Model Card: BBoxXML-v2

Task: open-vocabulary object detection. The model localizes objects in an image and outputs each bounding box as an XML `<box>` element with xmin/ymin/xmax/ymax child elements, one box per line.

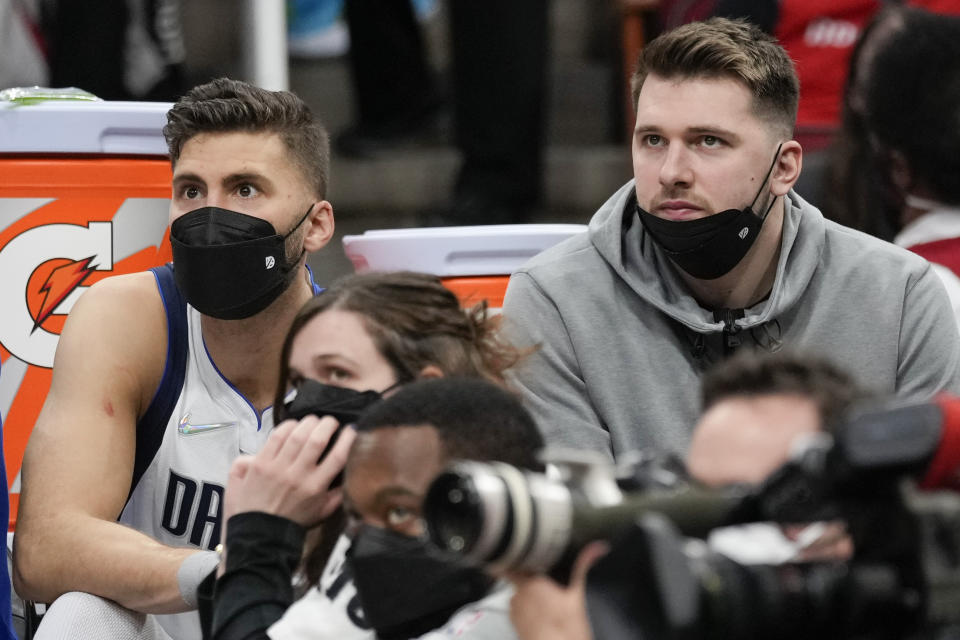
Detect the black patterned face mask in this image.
<box><xmin>636</xmin><ymin>144</ymin><xmax>782</xmax><ymax>280</ymax></box>
<box><xmin>170</xmin><ymin>204</ymin><xmax>311</xmax><ymax>319</ymax></box>
<box><xmin>275</xmin><ymin>378</ymin><xmax>395</xmax><ymax>487</ymax></box>
<box><xmin>278</xmin><ymin>378</ymin><xmax>388</xmax><ymax>426</ymax></box>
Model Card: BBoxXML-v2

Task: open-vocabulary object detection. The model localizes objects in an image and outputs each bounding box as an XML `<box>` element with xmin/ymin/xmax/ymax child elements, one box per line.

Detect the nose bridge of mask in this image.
<box><xmin>282</xmin><ymin>378</ymin><xmax>384</xmax><ymax>424</ymax></box>
<box><xmin>172</xmin><ymin>206</ymin><xmax>277</xmax><ymax>245</ymax></box>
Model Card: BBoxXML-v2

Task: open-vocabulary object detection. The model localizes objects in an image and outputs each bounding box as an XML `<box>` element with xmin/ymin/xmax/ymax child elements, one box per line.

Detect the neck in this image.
<box><xmin>679</xmin><ymin>200</ymin><xmax>785</xmax><ymax>310</ymax></box>
<box><xmin>201</xmin><ymin>265</ymin><xmax>314</xmax><ymax>410</ymax></box>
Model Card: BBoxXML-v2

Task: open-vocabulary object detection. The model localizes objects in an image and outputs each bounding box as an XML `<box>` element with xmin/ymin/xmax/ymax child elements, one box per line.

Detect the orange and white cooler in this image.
<box><xmin>0</xmin><ymin>99</ymin><xmax>173</xmax><ymax>531</ymax></box>
<box><xmin>342</xmin><ymin>224</ymin><xmax>587</xmax><ymax>309</ymax></box>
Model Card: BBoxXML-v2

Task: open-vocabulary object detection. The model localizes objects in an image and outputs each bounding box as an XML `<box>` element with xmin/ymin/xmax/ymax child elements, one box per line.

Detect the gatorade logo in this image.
<box><xmin>0</xmin><ymin>221</ymin><xmax>114</xmax><ymax>368</ymax></box>
<box><xmin>0</xmin><ymin>189</ymin><xmax>173</xmax><ymax>528</ymax></box>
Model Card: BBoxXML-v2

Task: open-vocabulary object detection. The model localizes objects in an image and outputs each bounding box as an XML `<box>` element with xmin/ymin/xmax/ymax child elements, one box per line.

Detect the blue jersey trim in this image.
<box><xmin>200</xmin><ymin>337</ymin><xmax>266</xmax><ymax>431</ymax></box>
<box><xmin>305</xmin><ymin>264</ymin><xmax>324</xmax><ymax>296</ymax></box>
<box><xmin>197</xmin><ymin>265</ymin><xmax>324</xmax><ymax>431</ymax></box>
<box><xmin>130</xmin><ymin>264</ymin><xmax>188</xmax><ymax>500</ymax></box>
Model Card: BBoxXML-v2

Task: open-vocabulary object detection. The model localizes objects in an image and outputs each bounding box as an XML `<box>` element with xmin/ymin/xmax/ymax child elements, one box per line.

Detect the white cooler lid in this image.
<box><xmin>0</xmin><ymin>100</ymin><xmax>172</xmax><ymax>154</ymax></box>
<box><xmin>342</xmin><ymin>224</ymin><xmax>588</xmax><ymax>276</ymax></box>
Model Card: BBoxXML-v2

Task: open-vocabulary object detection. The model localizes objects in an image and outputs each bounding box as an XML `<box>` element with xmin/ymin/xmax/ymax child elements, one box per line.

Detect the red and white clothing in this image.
<box><xmin>773</xmin><ymin>0</ymin><xmax>879</xmax><ymax>149</ymax></box>
<box><xmin>896</xmin><ymin>207</ymin><xmax>960</xmax><ymax>329</ymax></box>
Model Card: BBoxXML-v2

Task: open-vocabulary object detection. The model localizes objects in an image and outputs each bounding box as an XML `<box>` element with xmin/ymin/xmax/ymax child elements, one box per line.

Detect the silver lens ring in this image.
<box><xmin>454</xmin><ymin>461</ymin><xmax>511</xmax><ymax>563</ymax></box>
<box><xmin>519</xmin><ymin>473</ymin><xmax>573</xmax><ymax>572</ymax></box>
<box><xmin>488</xmin><ymin>461</ymin><xmax>535</xmax><ymax>572</ymax></box>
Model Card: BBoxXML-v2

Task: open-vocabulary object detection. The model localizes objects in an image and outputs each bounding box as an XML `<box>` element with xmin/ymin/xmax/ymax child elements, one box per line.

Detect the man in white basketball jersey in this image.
<box><xmin>13</xmin><ymin>78</ymin><xmax>336</xmax><ymax>639</ymax></box>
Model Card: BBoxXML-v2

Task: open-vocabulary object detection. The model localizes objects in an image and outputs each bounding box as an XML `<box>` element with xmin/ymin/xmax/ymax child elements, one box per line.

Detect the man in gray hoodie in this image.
<box><xmin>501</xmin><ymin>17</ymin><xmax>960</xmax><ymax>461</ymax></box>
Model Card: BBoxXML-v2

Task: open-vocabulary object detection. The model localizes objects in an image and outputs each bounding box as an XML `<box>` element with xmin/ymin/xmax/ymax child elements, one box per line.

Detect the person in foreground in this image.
<box><xmin>206</xmin><ymin>377</ymin><xmax>542</xmax><ymax>640</ymax></box>
<box><xmin>13</xmin><ymin>77</ymin><xmax>336</xmax><ymax>639</ymax></box>
<box><xmin>501</xmin><ymin>17</ymin><xmax>960</xmax><ymax>461</ymax></box>
<box><xmin>508</xmin><ymin>350</ymin><xmax>864</xmax><ymax>640</ymax></box>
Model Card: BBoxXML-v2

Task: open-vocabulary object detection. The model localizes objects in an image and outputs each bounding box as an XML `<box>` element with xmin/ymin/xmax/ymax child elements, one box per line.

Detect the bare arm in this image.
<box><xmin>12</xmin><ymin>272</ymin><xmax>197</xmax><ymax>613</ymax></box>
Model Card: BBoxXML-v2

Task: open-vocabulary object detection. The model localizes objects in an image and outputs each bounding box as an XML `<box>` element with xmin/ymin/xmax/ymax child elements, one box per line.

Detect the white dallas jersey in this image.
<box><xmin>118</xmin><ymin>265</ymin><xmax>281</xmax><ymax>639</ymax></box>
<box><xmin>269</xmin><ymin>535</ymin><xmax>517</xmax><ymax>640</ymax></box>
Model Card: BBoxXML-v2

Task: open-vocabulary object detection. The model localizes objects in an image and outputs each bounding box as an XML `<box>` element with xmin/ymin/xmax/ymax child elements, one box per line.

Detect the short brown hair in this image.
<box><xmin>274</xmin><ymin>270</ymin><xmax>522</xmax><ymax>414</ymax></box>
<box><xmin>631</xmin><ymin>18</ymin><xmax>799</xmax><ymax>137</ymax></box>
<box><xmin>701</xmin><ymin>350</ymin><xmax>865</xmax><ymax>434</ymax></box>
<box><xmin>275</xmin><ymin>270</ymin><xmax>524</xmax><ymax>588</ymax></box>
<box><xmin>163</xmin><ymin>77</ymin><xmax>330</xmax><ymax>198</ymax></box>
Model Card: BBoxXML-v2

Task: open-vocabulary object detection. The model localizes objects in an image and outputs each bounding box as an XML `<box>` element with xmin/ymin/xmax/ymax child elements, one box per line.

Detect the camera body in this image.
<box><xmin>424</xmin><ymin>401</ymin><xmax>960</xmax><ymax>639</ymax></box>
<box><xmin>583</xmin><ymin>483</ymin><xmax>960</xmax><ymax>640</ymax></box>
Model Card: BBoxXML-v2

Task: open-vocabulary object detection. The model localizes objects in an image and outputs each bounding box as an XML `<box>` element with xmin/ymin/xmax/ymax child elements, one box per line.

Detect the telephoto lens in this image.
<box><xmin>424</xmin><ymin>460</ymin><xmax>577</xmax><ymax>580</ymax></box>
<box><xmin>423</xmin><ymin>457</ymin><xmax>743</xmax><ymax>583</ymax></box>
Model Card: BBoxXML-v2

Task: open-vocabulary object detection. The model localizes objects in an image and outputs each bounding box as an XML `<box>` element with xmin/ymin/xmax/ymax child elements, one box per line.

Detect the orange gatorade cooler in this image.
<box><xmin>0</xmin><ymin>98</ymin><xmax>174</xmax><ymax>530</ymax></box>
<box><xmin>342</xmin><ymin>224</ymin><xmax>588</xmax><ymax>309</ymax></box>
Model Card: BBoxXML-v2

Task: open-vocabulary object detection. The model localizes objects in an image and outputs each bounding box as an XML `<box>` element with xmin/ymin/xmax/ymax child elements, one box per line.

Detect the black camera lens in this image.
<box><xmin>424</xmin><ymin>460</ymin><xmax>581</xmax><ymax>576</ymax></box>
<box><xmin>424</xmin><ymin>462</ymin><xmax>521</xmax><ymax>567</ymax></box>
<box><xmin>424</xmin><ymin>471</ymin><xmax>487</xmax><ymax>556</ymax></box>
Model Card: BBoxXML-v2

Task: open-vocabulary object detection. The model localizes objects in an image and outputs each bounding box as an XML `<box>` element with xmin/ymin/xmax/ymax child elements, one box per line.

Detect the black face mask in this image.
<box><xmin>636</xmin><ymin>144</ymin><xmax>782</xmax><ymax>280</ymax></box>
<box><xmin>277</xmin><ymin>378</ymin><xmax>387</xmax><ymax>426</ymax></box>
<box><xmin>347</xmin><ymin>524</ymin><xmax>494</xmax><ymax>640</ymax></box>
<box><xmin>170</xmin><ymin>205</ymin><xmax>311</xmax><ymax>319</ymax></box>
<box><xmin>276</xmin><ymin>379</ymin><xmax>394</xmax><ymax>487</ymax></box>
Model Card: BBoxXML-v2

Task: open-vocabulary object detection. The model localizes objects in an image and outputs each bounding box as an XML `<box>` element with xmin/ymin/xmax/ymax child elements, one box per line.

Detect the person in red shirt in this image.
<box><xmin>850</xmin><ymin>6</ymin><xmax>960</xmax><ymax>323</ymax></box>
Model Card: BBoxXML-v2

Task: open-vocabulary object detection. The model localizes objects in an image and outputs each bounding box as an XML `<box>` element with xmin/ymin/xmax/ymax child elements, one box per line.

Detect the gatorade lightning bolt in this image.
<box><xmin>0</xmin><ymin>157</ymin><xmax>173</xmax><ymax>529</ymax></box>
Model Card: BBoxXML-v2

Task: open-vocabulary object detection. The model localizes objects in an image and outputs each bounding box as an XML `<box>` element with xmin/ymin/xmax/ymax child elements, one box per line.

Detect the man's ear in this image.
<box><xmin>303</xmin><ymin>200</ymin><xmax>335</xmax><ymax>252</ymax></box>
<box><xmin>770</xmin><ymin>140</ymin><xmax>803</xmax><ymax>197</ymax></box>
<box><xmin>417</xmin><ymin>365</ymin><xmax>444</xmax><ymax>380</ymax></box>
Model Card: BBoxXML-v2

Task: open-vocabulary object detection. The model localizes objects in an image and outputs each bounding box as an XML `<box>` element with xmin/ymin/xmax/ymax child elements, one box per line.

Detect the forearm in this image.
<box><xmin>14</xmin><ymin>510</ymin><xmax>197</xmax><ymax>612</ymax></box>
<box><xmin>210</xmin><ymin>512</ymin><xmax>305</xmax><ymax>640</ymax></box>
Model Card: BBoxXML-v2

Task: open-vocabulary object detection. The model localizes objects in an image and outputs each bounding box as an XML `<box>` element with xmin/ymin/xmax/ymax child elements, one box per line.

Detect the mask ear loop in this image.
<box><xmin>282</xmin><ymin>203</ymin><xmax>315</xmax><ymax>238</ymax></box>
<box><xmin>280</xmin><ymin>203</ymin><xmax>316</xmax><ymax>268</ymax></box>
<box><xmin>749</xmin><ymin>143</ymin><xmax>784</xmax><ymax>221</ymax></box>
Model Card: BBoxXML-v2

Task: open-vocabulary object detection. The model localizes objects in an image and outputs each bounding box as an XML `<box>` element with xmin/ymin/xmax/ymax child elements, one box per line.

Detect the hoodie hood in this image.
<box><xmin>588</xmin><ymin>180</ymin><xmax>825</xmax><ymax>336</ymax></box>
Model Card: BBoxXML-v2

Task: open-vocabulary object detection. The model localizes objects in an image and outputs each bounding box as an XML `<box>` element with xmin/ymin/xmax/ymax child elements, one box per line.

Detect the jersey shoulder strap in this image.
<box><xmin>130</xmin><ymin>264</ymin><xmax>189</xmax><ymax>498</ymax></box>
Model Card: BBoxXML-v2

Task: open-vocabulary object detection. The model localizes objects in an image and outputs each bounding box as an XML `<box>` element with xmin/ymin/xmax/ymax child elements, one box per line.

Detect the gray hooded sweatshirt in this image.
<box><xmin>502</xmin><ymin>181</ymin><xmax>960</xmax><ymax>460</ymax></box>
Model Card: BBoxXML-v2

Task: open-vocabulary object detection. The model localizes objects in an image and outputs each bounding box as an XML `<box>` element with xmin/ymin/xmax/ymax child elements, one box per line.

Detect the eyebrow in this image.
<box><xmin>687</xmin><ymin>126</ymin><xmax>741</xmax><ymax>142</ymax></box>
<box><xmin>223</xmin><ymin>172</ymin><xmax>270</xmax><ymax>187</ymax></box>
<box><xmin>171</xmin><ymin>172</ymin><xmax>204</xmax><ymax>189</ymax></box>
<box><xmin>634</xmin><ymin>124</ymin><xmax>742</xmax><ymax>142</ymax></box>
<box><xmin>341</xmin><ymin>485</ymin><xmax>422</xmax><ymax>518</ymax></box>
<box><xmin>171</xmin><ymin>172</ymin><xmax>273</xmax><ymax>189</ymax></box>
<box><xmin>371</xmin><ymin>486</ymin><xmax>421</xmax><ymax>508</ymax></box>
<box><xmin>311</xmin><ymin>353</ymin><xmax>361</xmax><ymax>369</ymax></box>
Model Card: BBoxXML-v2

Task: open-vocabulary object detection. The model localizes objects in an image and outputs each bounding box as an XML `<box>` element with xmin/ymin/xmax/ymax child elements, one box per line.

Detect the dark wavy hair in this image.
<box><xmin>863</xmin><ymin>9</ymin><xmax>960</xmax><ymax>208</ymax></box>
<box><xmin>823</xmin><ymin>7</ymin><xmax>960</xmax><ymax>238</ymax></box>
<box><xmin>163</xmin><ymin>77</ymin><xmax>330</xmax><ymax>198</ymax></box>
<box><xmin>273</xmin><ymin>270</ymin><xmax>521</xmax><ymax>413</ymax></box>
